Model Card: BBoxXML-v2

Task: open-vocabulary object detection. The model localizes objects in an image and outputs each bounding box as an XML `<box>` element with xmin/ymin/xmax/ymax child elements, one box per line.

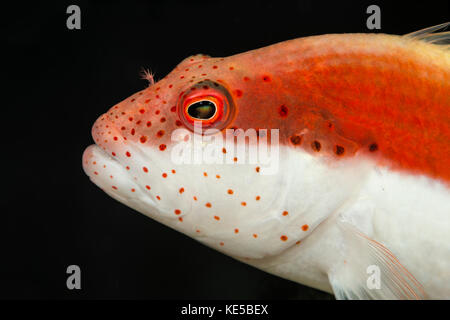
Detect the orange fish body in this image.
<box><xmin>83</xmin><ymin>24</ymin><xmax>450</xmax><ymax>299</ymax></box>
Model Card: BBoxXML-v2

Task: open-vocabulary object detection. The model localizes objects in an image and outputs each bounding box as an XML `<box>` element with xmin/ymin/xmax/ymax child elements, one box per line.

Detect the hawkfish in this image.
<box><xmin>82</xmin><ymin>23</ymin><xmax>450</xmax><ymax>299</ymax></box>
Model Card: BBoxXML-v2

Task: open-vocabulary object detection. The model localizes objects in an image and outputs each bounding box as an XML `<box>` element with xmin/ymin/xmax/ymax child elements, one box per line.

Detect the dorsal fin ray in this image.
<box><xmin>403</xmin><ymin>22</ymin><xmax>450</xmax><ymax>46</ymax></box>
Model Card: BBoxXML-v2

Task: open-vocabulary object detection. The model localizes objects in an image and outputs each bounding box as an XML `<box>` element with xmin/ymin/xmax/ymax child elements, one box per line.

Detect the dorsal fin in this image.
<box><xmin>404</xmin><ymin>22</ymin><xmax>450</xmax><ymax>46</ymax></box>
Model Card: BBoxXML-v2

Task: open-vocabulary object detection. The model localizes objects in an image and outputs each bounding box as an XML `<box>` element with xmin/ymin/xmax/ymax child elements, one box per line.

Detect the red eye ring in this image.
<box><xmin>183</xmin><ymin>95</ymin><xmax>223</xmax><ymax>125</ymax></box>
<box><xmin>178</xmin><ymin>80</ymin><xmax>236</xmax><ymax>134</ymax></box>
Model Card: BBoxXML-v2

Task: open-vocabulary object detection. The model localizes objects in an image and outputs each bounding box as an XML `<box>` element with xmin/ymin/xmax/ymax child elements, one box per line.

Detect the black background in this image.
<box><xmin>3</xmin><ymin>0</ymin><xmax>448</xmax><ymax>299</ymax></box>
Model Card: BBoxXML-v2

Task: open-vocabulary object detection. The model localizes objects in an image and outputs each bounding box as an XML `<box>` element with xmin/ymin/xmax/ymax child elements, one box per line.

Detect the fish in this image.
<box><xmin>82</xmin><ymin>23</ymin><xmax>450</xmax><ymax>299</ymax></box>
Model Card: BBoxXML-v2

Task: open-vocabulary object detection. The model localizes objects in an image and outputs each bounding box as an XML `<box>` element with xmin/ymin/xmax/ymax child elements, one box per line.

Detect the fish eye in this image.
<box><xmin>186</xmin><ymin>99</ymin><xmax>217</xmax><ymax>120</ymax></box>
<box><xmin>178</xmin><ymin>80</ymin><xmax>236</xmax><ymax>133</ymax></box>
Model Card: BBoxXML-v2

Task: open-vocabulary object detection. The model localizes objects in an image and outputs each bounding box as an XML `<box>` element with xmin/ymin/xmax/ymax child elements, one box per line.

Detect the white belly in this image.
<box><xmin>247</xmin><ymin>166</ymin><xmax>450</xmax><ymax>299</ymax></box>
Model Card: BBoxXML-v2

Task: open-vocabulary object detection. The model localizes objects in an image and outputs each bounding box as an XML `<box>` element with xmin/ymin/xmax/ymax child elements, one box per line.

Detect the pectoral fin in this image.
<box><xmin>328</xmin><ymin>219</ymin><xmax>426</xmax><ymax>300</ymax></box>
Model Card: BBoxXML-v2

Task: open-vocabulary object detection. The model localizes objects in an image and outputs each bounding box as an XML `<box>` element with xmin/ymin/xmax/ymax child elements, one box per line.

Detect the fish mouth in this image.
<box><xmin>82</xmin><ymin>144</ymin><xmax>158</xmax><ymax>211</ymax></box>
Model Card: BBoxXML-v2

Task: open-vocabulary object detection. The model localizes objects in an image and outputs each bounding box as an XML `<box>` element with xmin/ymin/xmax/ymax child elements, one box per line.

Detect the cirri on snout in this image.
<box><xmin>83</xmin><ymin>23</ymin><xmax>450</xmax><ymax>299</ymax></box>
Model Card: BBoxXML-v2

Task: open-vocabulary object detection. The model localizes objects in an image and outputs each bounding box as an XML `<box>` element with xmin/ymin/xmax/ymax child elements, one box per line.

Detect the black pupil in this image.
<box><xmin>187</xmin><ymin>100</ymin><xmax>216</xmax><ymax>120</ymax></box>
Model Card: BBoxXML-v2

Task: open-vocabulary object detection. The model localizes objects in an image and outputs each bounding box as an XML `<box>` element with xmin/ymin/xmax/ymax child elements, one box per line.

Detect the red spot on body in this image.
<box><xmin>206</xmin><ymin>202</ymin><xmax>212</xmax><ymax>208</ymax></box>
<box><xmin>302</xmin><ymin>224</ymin><xmax>309</xmax><ymax>231</ymax></box>
<box><xmin>145</xmin><ymin>185</ymin><xmax>151</xmax><ymax>190</ymax></box>
<box><xmin>140</xmin><ymin>136</ymin><xmax>147</xmax><ymax>143</ymax></box>
<box><xmin>112</xmin><ymin>152</ymin><xmax>116</xmax><ymax>156</ymax></box>
<box><xmin>214</xmin><ymin>215</ymin><xmax>220</xmax><ymax>220</ymax></box>
<box><xmin>253</xmin><ymin>234</ymin><xmax>258</xmax><ymax>238</ymax></box>
<box><xmin>174</xmin><ymin>209</ymin><xmax>181</xmax><ymax>215</ymax></box>
<box><xmin>159</xmin><ymin>144</ymin><xmax>167</xmax><ymax>151</ymax></box>
<box><xmin>280</xmin><ymin>235</ymin><xmax>288</xmax><ymax>241</ymax></box>
<box><xmin>241</xmin><ymin>202</ymin><xmax>247</xmax><ymax>206</ymax></box>
<box><xmin>179</xmin><ymin>187</ymin><xmax>184</xmax><ymax>194</ymax></box>
<box><xmin>143</xmin><ymin>166</ymin><xmax>148</xmax><ymax>173</ymax></box>
<box><xmin>263</xmin><ymin>75</ymin><xmax>271</xmax><ymax>82</ymax></box>
<box><xmin>227</xmin><ymin>189</ymin><xmax>233</xmax><ymax>195</ymax></box>
<box><xmin>126</xmin><ymin>151</ymin><xmax>131</xmax><ymax>157</ymax></box>
<box><xmin>278</xmin><ymin>105</ymin><xmax>288</xmax><ymax>117</ymax></box>
<box><xmin>139</xmin><ymin>109</ymin><xmax>145</xmax><ymax>114</ymax></box>
<box><xmin>282</xmin><ymin>211</ymin><xmax>288</xmax><ymax>216</ymax></box>
<box><xmin>112</xmin><ymin>186</ymin><xmax>117</xmax><ymax>190</ymax></box>
<box><xmin>234</xmin><ymin>228</ymin><xmax>239</xmax><ymax>233</ymax></box>
<box><xmin>162</xmin><ymin>173</ymin><xmax>167</xmax><ymax>178</ymax></box>
<box><xmin>146</xmin><ymin>121</ymin><xmax>152</xmax><ymax>127</ymax></box>
<box><xmin>234</xmin><ymin>89</ymin><xmax>243</xmax><ymax>97</ymax></box>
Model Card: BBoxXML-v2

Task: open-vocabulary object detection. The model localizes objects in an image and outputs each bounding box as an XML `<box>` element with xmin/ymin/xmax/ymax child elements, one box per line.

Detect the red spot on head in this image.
<box><xmin>241</xmin><ymin>202</ymin><xmax>247</xmax><ymax>206</ymax></box>
<box><xmin>282</xmin><ymin>211</ymin><xmax>288</xmax><ymax>216</ymax></box>
<box><xmin>174</xmin><ymin>209</ymin><xmax>181</xmax><ymax>215</ymax></box>
<box><xmin>214</xmin><ymin>215</ymin><xmax>220</xmax><ymax>220</ymax></box>
<box><xmin>234</xmin><ymin>89</ymin><xmax>243</xmax><ymax>98</ymax></box>
<box><xmin>140</xmin><ymin>136</ymin><xmax>147</xmax><ymax>143</ymax></box>
<box><xmin>227</xmin><ymin>189</ymin><xmax>234</xmax><ymax>195</ymax></box>
<box><xmin>143</xmin><ymin>166</ymin><xmax>148</xmax><ymax>173</ymax></box>
<box><xmin>157</xmin><ymin>130</ymin><xmax>165</xmax><ymax>138</ymax></box>
<box><xmin>302</xmin><ymin>224</ymin><xmax>309</xmax><ymax>231</ymax></box>
<box><xmin>159</xmin><ymin>144</ymin><xmax>167</xmax><ymax>151</ymax></box>
<box><xmin>126</xmin><ymin>151</ymin><xmax>131</xmax><ymax>157</ymax></box>
<box><xmin>139</xmin><ymin>109</ymin><xmax>145</xmax><ymax>114</ymax></box>
<box><xmin>234</xmin><ymin>228</ymin><xmax>239</xmax><ymax>233</ymax></box>
<box><xmin>206</xmin><ymin>202</ymin><xmax>212</xmax><ymax>208</ymax></box>
<box><xmin>262</xmin><ymin>75</ymin><xmax>271</xmax><ymax>82</ymax></box>
<box><xmin>145</xmin><ymin>185</ymin><xmax>151</xmax><ymax>190</ymax></box>
<box><xmin>146</xmin><ymin>121</ymin><xmax>152</xmax><ymax>127</ymax></box>
<box><xmin>179</xmin><ymin>187</ymin><xmax>184</xmax><ymax>194</ymax></box>
<box><xmin>162</xmin><ymin>173</ymin><xmax>167</xmax><ymax>178</ymax></box>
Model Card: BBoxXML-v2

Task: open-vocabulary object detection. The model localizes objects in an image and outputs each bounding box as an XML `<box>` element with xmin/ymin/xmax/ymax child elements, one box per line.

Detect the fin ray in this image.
<box><xmin>328</xmin><ymin>219</ymin><xmax>427</xmax><ymax>300</ymax></box>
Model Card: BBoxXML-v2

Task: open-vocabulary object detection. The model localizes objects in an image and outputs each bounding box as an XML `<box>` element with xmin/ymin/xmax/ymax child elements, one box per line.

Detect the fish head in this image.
<box><xmin>82</xmin><ymin>53</ymin><xmax>367</xmax><ymax>260</ymax></box>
